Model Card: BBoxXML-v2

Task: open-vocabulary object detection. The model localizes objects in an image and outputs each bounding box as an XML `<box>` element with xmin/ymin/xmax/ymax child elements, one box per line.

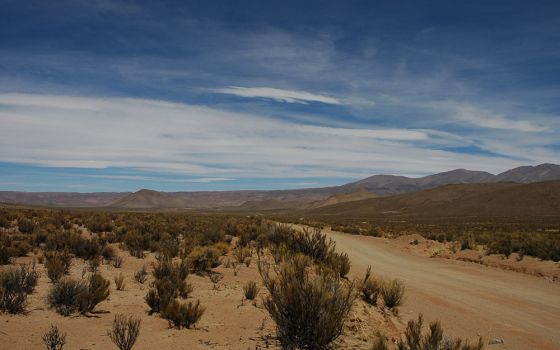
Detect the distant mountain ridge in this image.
<box><xmin>0</xmin><ymin>163</ymin><xmax>559</xmax><ymax>209</ymax></box>
<box><xmin>306</xmin><ymin>181</ymin><xmax>560</xmax><ymax>218</ymax></box>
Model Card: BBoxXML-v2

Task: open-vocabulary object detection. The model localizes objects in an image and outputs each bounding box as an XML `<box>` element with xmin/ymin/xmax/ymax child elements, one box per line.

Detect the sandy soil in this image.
<box><xmin>0</xmin><ymin>244</ymin><xmax>401</xmax><ymax>349</ymax></box>
<box><xmin>291</xmin><ymin>225</ymin><xmax>560</xmax><ymax>350</ymax></box>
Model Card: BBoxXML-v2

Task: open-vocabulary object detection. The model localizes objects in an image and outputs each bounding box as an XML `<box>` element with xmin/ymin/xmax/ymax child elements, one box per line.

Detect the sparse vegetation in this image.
<box><xmin>243</xmin><ymin>280</ymin><xmax>259</xmax><ymax>300</ymax></box>
<box><xmin>134</xmin><ymin>265</ymin><xmax>148</xmax><ymax>284</ymax></box>
<box><xmin>0</xmin><ymin>263</ymin><xmax>39</xmax><ymax>313</ymax></box>
<box><xmin>47</xmin><ymin>273</ymin><xmax>110</xmax><ymax>316</ymax></box>
<box><xmin>114</xmin><ymin>273</ymin><xmax>126</xmax><ymax>291</ymax></box>
<box><xmin>161</xmin><ymin>299</ymin><xmax>205</xmax><ymax>329</ymax></box>
<box><xmin>397</xmin><ymin>314</ymin><xmax>484</xmax><ymax>350</ymax></box>
<box><xmin>360</xmin><ymin>266</ymin><xmax>382</xmax><ymax>306</ymax></box>
<box><xmin>45</xmin><ymin>251</ymin><xmax>72</xmax><ymax>283</ymax></box>
<box><xmin>382</xmin><ymin>278</ymin><xmax>405</xmax><ymax>309</ymax></box>
<box><xmin>259</xmin><ymin>254</ymin><xmax>356</xmax><ymax>349</ymax></box>
<box><xmin>42</xmin><ymin>325</ymin><xmax>66</xmax><ymax>350</ymax></box>
<box><xmin>107</xmin><ymin>314</ymin><xmax>141</xmax><ymax>350</ymax></box>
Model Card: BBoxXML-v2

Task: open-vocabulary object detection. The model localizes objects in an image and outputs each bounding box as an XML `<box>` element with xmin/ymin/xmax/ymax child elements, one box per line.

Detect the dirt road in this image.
<box><xmin>294</xmin><ymin>225</ymin><xmax>560</xmax><ymax>349</ymax></box>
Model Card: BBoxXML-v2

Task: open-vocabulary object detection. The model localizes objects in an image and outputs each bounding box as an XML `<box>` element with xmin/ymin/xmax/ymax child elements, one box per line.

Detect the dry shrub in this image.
<box><xmin>329</xmin><ymin>252</ymin><xmax>351</xmax><ymax>278</ymax></box>
<box><xmin>371</xmin><ymin>335</ymin><xmax>390</xmax><ymax>350</ymax></box>
<box><xmin>161</xmin><ymin>299</ymin><xmax>205</xmax><ymax>329</ymax></box>
<box><xmin>45</xmin><ymin>251</ymin><xmax>72</xmax><ymax>283</ymax></box>
<box><xmin>47</xmin><ymin>278</ymin><xmax>88</xmax><ymax>316</ymax></box>
<box><xmin>0</xmin><ymin>263</ymin><xmax>39</xmax><ymax>313</ymax></box>
<box><xmin>260</xmin><ymin>254</ymin><xmax>355</xmax><ymax>350</ymax></box>
<box><xmin>114</xmin><ymin>273</ymin><xmax>126</xmax><ymax>291</ymax></box>
<box><xmin>234</xmin><ymin>247</ymin><xmax>252</xmax><ymax>264</ymax></box>
<box><xmin>382</xmin><ymin>278</ymin><xmax>405</xmax><ymax>309</ymax></box>
<box><xmin>398</xmin><ymin>314</ymin><xmax>484</xmax><ymax>350</ymax></box>
<box><xmin>243</xmin><ymin>280</ymin><xmax>259</xmax><ymax>300</ymax></box>
<box><xmin>187</xmin><ymin>246</ymin><xmax>220</xmax><ymax>274</ymax></box>
<box><xmin>108</xmin><ymin>314</ymin><xmax>141</xmax><ymax>350</ymax></box>
<box><xmin>213</xmin><ymin>242</ymin><xmax>230</xmax><ymax>256</ymax></box>
<box><xmin>360</xmin><ymin>266</ymin><xmax>382</xmax><ymax>306</ymax></box>
<box><xmin>88</xmin><ymin>255</ymin><xmax>102</xmax><ymax>272</ymax></box>
<box><xmin>47</xmin><ymin>273</ymin><xmax>110</xmax><ymax>316</ymax></box>
<box><xmin>134</xmin><ymin>265</ymin><xmax>147</xmax><ymax>284</ymax></box>
<box><xmin>42</xmin><ymin>325</ymin><xmax>66</xmax><ymax>350</ymax></box>
<box><xmin>111</xmin><ymin>256</ymin><xmax>124</xmax><ymax>268</ymax></box>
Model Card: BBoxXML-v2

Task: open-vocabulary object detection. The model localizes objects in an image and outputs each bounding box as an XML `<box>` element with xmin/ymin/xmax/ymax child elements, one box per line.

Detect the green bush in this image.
<box><xmin>260</xmin><ymin>256</ymin><xmax>356</xmax><ymax>349</ymax></box>
<box><xmin>161</xmin><ymin>299</ymin><xmax>205</xmax><ymax>329</ymax></box>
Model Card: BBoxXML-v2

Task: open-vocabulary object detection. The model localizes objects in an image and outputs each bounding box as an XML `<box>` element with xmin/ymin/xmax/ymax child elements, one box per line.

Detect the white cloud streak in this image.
<box><xmin>214</xmin><ymin>86</ymin><xmax>343</xmax><ymax>105</ymax></box>
<box><xmin>0</xmin><ymin>93</ymin><xmax>548</xmax><ymax>179</ymax></box>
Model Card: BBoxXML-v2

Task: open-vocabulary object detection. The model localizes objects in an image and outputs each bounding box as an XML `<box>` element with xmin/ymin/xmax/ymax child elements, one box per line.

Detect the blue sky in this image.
<box><xmin>0</xmin><ymin>1</ymin><xmax>559</xmax><ymax>192</ymax></box>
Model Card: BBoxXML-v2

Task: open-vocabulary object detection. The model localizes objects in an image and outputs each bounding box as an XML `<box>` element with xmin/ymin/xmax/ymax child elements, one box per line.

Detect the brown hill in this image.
<box><xmin>1</xmin><ymin>163</ymin><xmax>559</xmax><ymax>209</ymax></box>
<box><xmin>309</xmin><ymin>188</ymin><xmax>378</xmax><ymax>208</ymax></box>
<box><xmin>307</xmin><ymin>181</ymin><xmax>560</xmax><ymax>218</ymax></box>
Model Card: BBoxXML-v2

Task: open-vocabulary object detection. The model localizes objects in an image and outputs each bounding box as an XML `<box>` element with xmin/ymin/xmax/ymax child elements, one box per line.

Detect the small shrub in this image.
<box><xmin>398</xmin><ymin>314</ymin><xmax>484</xmax><ymax>350</ymax></box>
<box><xmin>111</xmin><ymin>256</ymin><xmax>124</xmax><ymax>268</ymax></box>
<box><xmin>260</xmin><ymin>256</ymin><xmax>355</xmax><ymax>349</ymax></box>
<box><xmin>233</xmin><ymin>247</ymin><xmax>252</xmax><ymax>264</ymax></box>
<box><xmin>187</xmin><ymin>246</ymin><xmax>220</xmax><ymax>274</ymax></box>
<box><xmin>83</xmin><ymin>273</ymin><xmax>110</xmax><ymax>312</ymax></box>
<box><xmin>161</xmin><ymin>299</ymin><xmax>205</xmax><ymax>329</ymax></box>
<box><xmin>102</xmin><ymin>245</ymin><xmax>116</xmax><ymax>261</ymax></box>
<box><xmin>209</xmin><ymin>272</ymin><xmax>223</xmax><ymax>289</ymax></box>
<box><xmin>0</xmin><ymin>243</ymin><xmax>18</xmax><ymax>265</ymax></box>
<box><xmin>329</xmin><ymin>252</ymin><xmax>351</xmax><ymax>278</ymax></box>
<box><xmin>47</xmin><ymin>273</ymin><xmax>110</xmax><ymax>315</ymax></box>
<box><xmin>42</xmin><ymin>325</ymin><xmax>66</xmax><ymax>350</ymax></box>
<box><xmin>371</xmin><ymin>335</ymin><xmax>389</xmax><ymax>350</ymax></box>
<box><xmin>108</xmin><ymin>314</ymin><xmax>141</xmax><ymax>350</ymax></box>
<box><xmin>244</xmin><ymin>257</ymin><xmax>252</xmax><ymax>267</ymax></box>
<box><xmin>134</xmin><ymin>266</ymin><xmax>147</xmax><ymax>284</ymax></box>
<box><xmin>360</xmin><ymin>266</ymin><xmax>382</xmax><ymax>306</ymax></box>
<box><xmin>45</xmin><ymin>251</ymin><xmax>72</xmax><ymax>283</ymax></box>
<box><xmin>47</xmin><ymin>278</ymin><xmax>88</xmax><ymax>316</ymax></box>
<box><xmin>145</xmin><ymin>279</ymin><xmax>175</xmax><ymax>314</ymax></box>
<box><xmin>213</xmin><ymin>242</ymin><xmax>230</xmax><ymax>256</ymax></box>
<box><xmin>88</xmin><ymin>255</ymin><xmax>102</xmax><ymax>272</ymax></box>
<box><xmin>0</xmin><ymin>263</ymin><xmax>39</xmax><ymax>313</ymax></box>
<box><xmin>243</xmin><ymin>280</ymin><xmax>259</xmax><ymax>300</ymax></box>
<box><xmin>114</xmin><ymin>273</ymin><xmax>126</xmax><ymax>291</ymax></box>
<box><xmin>382</xmin><ymin>278</ymin><xmax>404</xmax><ymax>309</ymax></box>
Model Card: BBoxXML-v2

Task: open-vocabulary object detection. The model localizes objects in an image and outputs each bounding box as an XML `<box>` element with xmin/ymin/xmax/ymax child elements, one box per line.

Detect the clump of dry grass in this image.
<box><xmin>243</xmin><ymin>280</ymin><xmax>260</xmax><ymax>300</ymax></box>
<box><xmin>114</xmin><ymin>273</ymin><xmax>126</xmax><ymax>291</ymax></box>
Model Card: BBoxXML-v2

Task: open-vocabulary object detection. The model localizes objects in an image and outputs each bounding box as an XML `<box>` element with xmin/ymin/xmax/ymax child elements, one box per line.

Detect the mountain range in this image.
<box><xmin>1</xmin><ymin>163</ymin><xmax>559</xmax><ymax>210</ymax></box>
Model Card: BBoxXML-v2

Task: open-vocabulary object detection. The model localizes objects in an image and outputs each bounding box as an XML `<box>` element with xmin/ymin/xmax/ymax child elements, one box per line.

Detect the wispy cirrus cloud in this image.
<box><xmin>0</xmin><ymin>93</ymin><xmax>541</xmax><ymax>184</ymax></box>
<box><xmin>432</xmin><ymin>102</ymin><xmax>550</xmax><ymax>133</ymax></box>
<box><xmin>213</xmin><ymin>86</ymin><xmax>343</xmax><ymax>105</ymax></box>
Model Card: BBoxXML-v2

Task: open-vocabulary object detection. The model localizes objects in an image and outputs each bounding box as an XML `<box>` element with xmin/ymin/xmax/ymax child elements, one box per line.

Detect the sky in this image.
<box><xmin>0</xmin><ymin>0</ymin><xmax>559</xmax><ymax>192</ymax></box>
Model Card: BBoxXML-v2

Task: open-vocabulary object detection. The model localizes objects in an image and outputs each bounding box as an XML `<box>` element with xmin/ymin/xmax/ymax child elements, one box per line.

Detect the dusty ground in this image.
<box><xmin>0</xmin><ymin>243</ymin><xmax>402</xmax><ymax>349</ymax></box>
<box><xmin>290</xmin><ymin>224</ymin><xmax>560</xmax><ymax>350</ymax></box>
